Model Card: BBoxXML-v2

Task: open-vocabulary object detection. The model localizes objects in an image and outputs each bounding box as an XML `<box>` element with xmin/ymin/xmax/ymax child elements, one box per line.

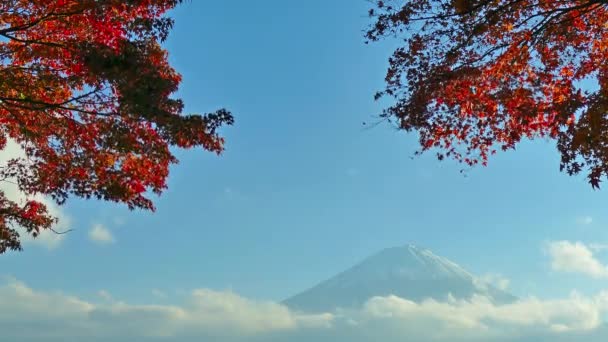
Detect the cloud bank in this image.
<box><xmin>0</xmin><ymin>277</ymin><xmax>332</xmax><ymax>342</ymax></box>
<box><xmin>3</xmin><ymin>277</ymin><xmax>608</xmax><ymax>342</ymax></box>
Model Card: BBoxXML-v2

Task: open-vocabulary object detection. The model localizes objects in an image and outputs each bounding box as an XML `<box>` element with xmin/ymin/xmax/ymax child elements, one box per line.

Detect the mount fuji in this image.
<box><xmin>283</xmin><ymin>244</ymin><xmax>516</xmax><ymax>313</ymax></box>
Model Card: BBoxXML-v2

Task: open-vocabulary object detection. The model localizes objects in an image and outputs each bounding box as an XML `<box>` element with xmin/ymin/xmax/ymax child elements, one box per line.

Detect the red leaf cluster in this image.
<box><xmin>0</xmin><ymin>0</ymin><xmax>233</xmax><ymax>252</ymax></box>
<box><xmin>368</xmin><ymin>0</ymin><xmax>608</xmax><ymax>187</ymax></box>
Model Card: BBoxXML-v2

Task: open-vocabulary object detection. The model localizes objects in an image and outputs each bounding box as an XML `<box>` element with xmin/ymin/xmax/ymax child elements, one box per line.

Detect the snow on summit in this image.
<box><xmin>283</xmin><ymin>244</ymin><xmax>516</xmax><ymax>313</ymax></box>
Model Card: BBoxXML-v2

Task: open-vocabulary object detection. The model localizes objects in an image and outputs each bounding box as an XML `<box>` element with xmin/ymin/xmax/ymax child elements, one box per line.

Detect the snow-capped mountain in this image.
<box><xmin>283</xmin><ymin>244</ymin><xmax>516</xmax><ymax>313</ymax></box>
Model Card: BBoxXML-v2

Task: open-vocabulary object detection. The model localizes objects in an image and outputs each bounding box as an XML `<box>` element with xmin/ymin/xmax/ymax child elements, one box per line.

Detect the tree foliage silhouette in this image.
<box><xmin>368</xmin><ymin>0</ymin><xmax>608</xmax><ymax>188</ymax></box>
<box><xmin>0</xmin><ymin>0</ymin><xmax>233</xmax><ymax>253</ymax></box>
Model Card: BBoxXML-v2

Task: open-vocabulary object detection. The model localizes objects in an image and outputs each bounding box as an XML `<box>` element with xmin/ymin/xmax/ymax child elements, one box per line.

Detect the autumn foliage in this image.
<box><xmin>0</xmin><ymin>0</ymin><xmax>233</xmax><ymax>253</ymax></box>
<box><xmin>367</xmin><ymin>0</ymin><xmax>608</xmax><ymax>187</ymax></box>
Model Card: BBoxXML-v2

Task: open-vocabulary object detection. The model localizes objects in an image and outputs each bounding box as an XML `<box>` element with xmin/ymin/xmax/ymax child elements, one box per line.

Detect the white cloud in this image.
<box><xmin>0</xmin><ymin>140</ymin><xmax>71</xmax><ymax>250</ymax></box>
<box><xmin>151</xmin><ymin>289</ymin><xmax>167</xmax><ymax>299</ymax></box>
<box><xmin>98</xmin><ymin>290</ymin><xmax>114</xmax><ymax>302</ymax></box>
<box><xmin>222</xmin><ymin>187</ymin><xmax>247</xmax><ymax>201</ymax></box>
<box><xmin>0</xmin><ymin>278</ymin><xmax>332</xmax><ymax>341</ymax></box>
<box><xmin>547</xmin><ymin>241</ymin><xmax>608</xmax><ymax>278</ymax></box>
<box><xmin>4</xmin><ymin>277</ymin><xmax>608</xmax><ymax>341</ymax></box>
<box><xmin>113</xmin><ymin>216</ymin><xmax>126</xmax><ymax>227</ymax></box>
<box><xmin>183</xmin><ymin>289</ymin><xmax>323</xmax><ymax>334</ymax></box>
<box><xmin>89</xmin><ymin>224</ymin><xmax>115</xmax><ymax>245</ymax></box>
<box><xmin>578</xmin><ymin>216</ymin><xmax>594</xmax><ymax>225</ymax></box>
<box><xmin>359</xmin><ymin>292</ymin><xmax>608</xmax><ymax>338</ymax></box>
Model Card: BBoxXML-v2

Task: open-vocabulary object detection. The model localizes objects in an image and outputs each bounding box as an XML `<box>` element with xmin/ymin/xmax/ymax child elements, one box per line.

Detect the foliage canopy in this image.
<box><xmin>368</xmin><ymin>0</ymin><xmax>608</xmax><ymax>187</ymax></box>
<box><xmin>0</xmin><ymin>0</ymin><xmax>233</xmax><ymax>253</ymax></box>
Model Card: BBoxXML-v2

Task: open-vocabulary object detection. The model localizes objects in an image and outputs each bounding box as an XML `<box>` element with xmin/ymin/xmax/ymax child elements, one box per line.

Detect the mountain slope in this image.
<box><xmin>283</xmin><ymin>244</ymin><xmax>516</xmax><ymax>313</ymax></box>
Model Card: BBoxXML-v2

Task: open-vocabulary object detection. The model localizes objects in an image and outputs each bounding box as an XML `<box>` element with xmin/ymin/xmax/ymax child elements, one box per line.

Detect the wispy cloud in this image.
<box><xmin>152</xmin><ymin>289</ymin><xmax>168</xmax><ymax>299</ymax></box>
<box><xmin>589</xmin><ymin>243</ymin><xmax>608</xmax><ymax>252</ymax></box>
<box><xmin>474</xmin><ymin>273</ymin><xmax>510</xmax><ymax>291</ymax></box>
<box><xmin>222</xmin><ymin>187</ymin><xmax>247</xmax><ymax>202</ymax></box>
<box><xmin>547</xmin><ymin>241</ymin><xmax>608</xmax><ymax>278</ymax></box>
<box><xmin>577</xmin><ymin>216</ymin><xmax>594</xmax><ymax>225</ymax></box>
<box><xmin>88</xmin><ymin>224</ymin><xmax>115</xmax><ymax>245</ymax></box>
<box><xmin>98</xmin><ymin>290</ymin><xmax>114</xmax><ymax>302</ymax></box>
<box><xmin>112</xmin><ymin>216</ymin><xmax>126</xmax><ymax>227</ymax></box>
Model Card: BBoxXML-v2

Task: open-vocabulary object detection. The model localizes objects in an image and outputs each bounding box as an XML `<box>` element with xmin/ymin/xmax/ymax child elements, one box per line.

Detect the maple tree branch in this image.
<box><xmin>0</xmin><ymin>7</ymin><xmax>90</xmax><ymax>36</ymax></box>
<box><xmin>0</xmin><ymin>32</ymin><xmax>67</xmax><ymax>48</ymax></box>
<box><xmin>48</xmin><ymin>227</ymin><xmax>73</xmax><ymax>235</ymax></box>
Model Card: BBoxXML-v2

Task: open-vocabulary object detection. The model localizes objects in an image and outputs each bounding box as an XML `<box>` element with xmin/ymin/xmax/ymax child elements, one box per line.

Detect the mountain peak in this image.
<box><xmin>352</xmin><ymin>244</ymin><xmax>474</xmax><ymax>281</ymax></box>
<box><xmin>406</xmin><ymin>243</ymin><xmax>423</xmax><ymax>250</ymax></box>
<box><xmin>283</xmin><ymin>244</ymin><xmax>515</xmax><ymax>313</ymax></box>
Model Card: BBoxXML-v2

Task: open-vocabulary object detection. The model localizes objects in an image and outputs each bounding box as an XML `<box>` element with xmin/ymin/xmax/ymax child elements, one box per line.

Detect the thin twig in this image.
<box><xmin>48</xmin><ymin>227</ymin><xmax>74</xmax><ymax>235</ymax></box>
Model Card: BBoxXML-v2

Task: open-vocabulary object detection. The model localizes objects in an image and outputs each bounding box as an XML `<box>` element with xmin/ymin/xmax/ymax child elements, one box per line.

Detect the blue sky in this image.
<box><xmin>3</xmin><ymin>0</ymin><xmax>608</xmax><ymax>328</ymax></box>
